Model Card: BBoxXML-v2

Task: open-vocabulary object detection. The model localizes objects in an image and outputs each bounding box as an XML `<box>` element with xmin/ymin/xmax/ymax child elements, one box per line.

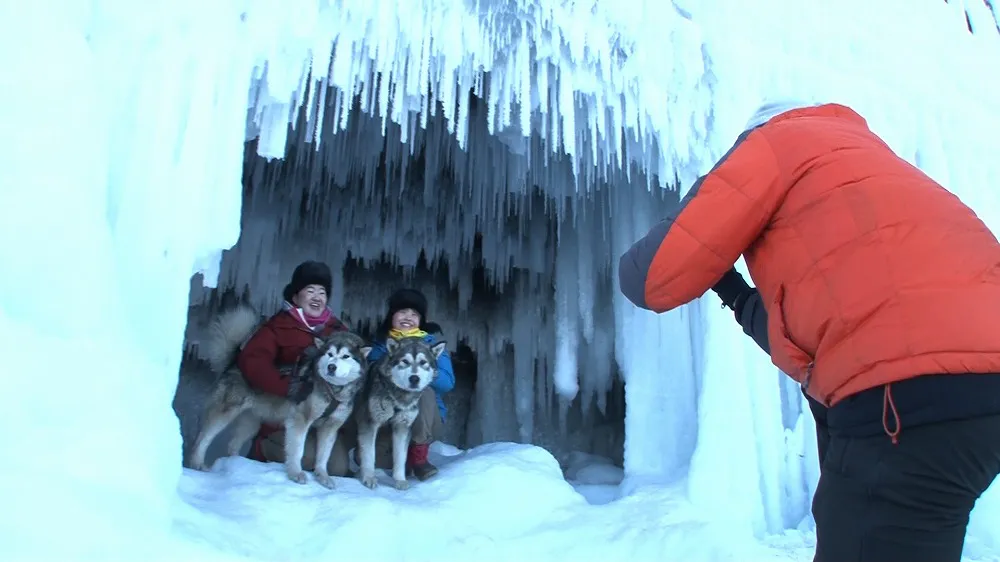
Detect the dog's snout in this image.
<box><xmin>328</xmin><ymin>363</ymin><xmax>337</xmax><ymax>373</ymax></box>
<box><xmin>408</xmin><ymin>375</ymin><xmax>420</xmax><ymax>386</ymax></box>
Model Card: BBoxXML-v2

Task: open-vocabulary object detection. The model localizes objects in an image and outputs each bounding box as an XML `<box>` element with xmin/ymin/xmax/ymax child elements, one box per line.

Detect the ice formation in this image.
<box><xmin>0</xmin><ymin>2</ymin><xmax>252</xmax><ymax>559</ymax></box>
<box><xmin>4</xmin><ymin>0</ymin><xmax>1000</xmax><ymax>560</ymax></box>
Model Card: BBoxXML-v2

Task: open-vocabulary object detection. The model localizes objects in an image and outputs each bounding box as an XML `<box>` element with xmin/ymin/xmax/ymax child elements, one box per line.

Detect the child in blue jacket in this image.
<box><xmin>367</xmin><ymin>288</ymin><xmax>455</xmax><ymax>480</ymax></box>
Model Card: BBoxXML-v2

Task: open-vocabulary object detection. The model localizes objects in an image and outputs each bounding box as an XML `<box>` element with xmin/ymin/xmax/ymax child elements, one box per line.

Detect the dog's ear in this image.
<box><xmin>385</xmin><ymin>338</ymin><xmax>399</xmax><ymax>354</ymax></box>
<box><xmin>360</xmin><ymin>346</ymin><xmax>372</xmax><ymax>358</ymax></box>
<box><xmin>313</xmin><ymin>337</ymin><xmax>326</xmax><ymax>349</ymax></box>
<box><xmin>430</xmin><ymin>341</ymin><xmax>447</xmax><ymax>358</ymax></box>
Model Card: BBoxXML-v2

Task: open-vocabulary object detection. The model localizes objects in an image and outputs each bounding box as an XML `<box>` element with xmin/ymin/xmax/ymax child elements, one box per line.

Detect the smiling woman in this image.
<box><xmin>283</xmin><ymin>261</ymin><xmax>334</xmax><ymax>321</ymax></box>
<box><xmin>234</xmin><ymin>260</ymin><xmax>351</xmax><ymax>464</ymax></box>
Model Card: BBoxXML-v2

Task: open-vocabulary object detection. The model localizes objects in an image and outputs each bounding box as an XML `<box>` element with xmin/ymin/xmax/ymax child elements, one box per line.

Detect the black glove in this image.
<box><xmin>286</xmin><ymin>377</ymin><xmax>314</xmax><ymax>403</ymax></box>
<box><xmin>712</xmin><ymin>268</ymin><xmax>752</xmax><ymax>311</ymax></box>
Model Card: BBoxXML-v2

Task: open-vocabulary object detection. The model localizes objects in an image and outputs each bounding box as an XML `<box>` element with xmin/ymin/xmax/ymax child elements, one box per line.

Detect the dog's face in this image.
<box><xmin>311</xmin><ymin>334</ymin><xmax>371</xmax><ymax>386</ymax></box>
<box><xmin>384</xmin><ymin>337</ymin><xmax>447</xmax><ymax>392</ymax></box>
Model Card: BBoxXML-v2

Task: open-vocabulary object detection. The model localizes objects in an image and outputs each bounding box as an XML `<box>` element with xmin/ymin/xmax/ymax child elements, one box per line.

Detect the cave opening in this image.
<box><xmin>171</xmin><ymin>70</ymin><xmax>673</xmax><ymax>487</ymax></box>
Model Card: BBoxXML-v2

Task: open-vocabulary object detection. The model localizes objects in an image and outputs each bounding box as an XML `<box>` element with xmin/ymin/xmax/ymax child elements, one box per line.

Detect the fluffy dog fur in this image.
<box><xmin>186</xmin><ymin>306</ymin><xmax>370</xmax><ymax>489</ymax></box>
<box><xmin>354</xmin><ymin>336</ymin><xmax>447</xmax><ymax>490</ymax></box>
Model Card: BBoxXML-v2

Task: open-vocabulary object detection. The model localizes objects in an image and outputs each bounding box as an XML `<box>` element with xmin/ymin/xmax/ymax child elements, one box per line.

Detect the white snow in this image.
<box><xmin>2</xmin><ymin>0</ymin><xmax>1000</xmax><ymax>561</ymax></box>
<box><xmin>175</xmin><ymin>443</ymin><xmax>787</xmax><ymax>562</ymax></box>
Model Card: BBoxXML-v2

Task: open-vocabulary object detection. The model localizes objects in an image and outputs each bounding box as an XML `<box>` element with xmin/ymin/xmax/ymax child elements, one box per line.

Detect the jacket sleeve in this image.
<box><xmin>236</xmin><ymin>324</ymin><xmax>290</xmax><ymax>396</ymax></box>
<box><xmin>430</xmin><ymin>342</ymin><xmax>456</xmax><ymax>394</ymax></box>
<box><xmin>366</xmin><ymin>342</ymin><xmax>387</xmax><ymax>363</ymax></box>
<box><xmin>618</xmin><ymin>129</ymin><xmax>785</xmax><ymax>312</ymax></box>
<box><xmin>735</xmin><ymin>289</ymin><xmax>770</xmax><ymax>355</ymax></box>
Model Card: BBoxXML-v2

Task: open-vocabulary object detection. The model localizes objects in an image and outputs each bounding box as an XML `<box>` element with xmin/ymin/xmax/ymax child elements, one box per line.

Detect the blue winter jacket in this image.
<box><xmin>366</xmin><ymin>333</ymin><xmax>455</xmax><ymax>421</ymax></box>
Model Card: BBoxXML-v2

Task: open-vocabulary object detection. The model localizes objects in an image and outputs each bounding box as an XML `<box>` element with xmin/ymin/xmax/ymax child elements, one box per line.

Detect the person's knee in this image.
<box><xmin>411</xmin><ymin>422</ymin><xmax>433</xmax><ymax>444</ymax></box>
<box><xmin>258</xmin><ymin>431</ymin><xmax>286</xmax><ymax>462</ymax></box>
<box><xmin>419</xmin><ymin>388</ymin><xmax>437</xmax><ymax>409</ymax></box>
<box><xmin>411</xmin><ymin>389</ymin><xmax>439</xmax><ymax>444</ymax></box>
<box><xmin>325</xmin><ymin>436</ymin><xmax>352</xmax><ymax>476</ymax></box>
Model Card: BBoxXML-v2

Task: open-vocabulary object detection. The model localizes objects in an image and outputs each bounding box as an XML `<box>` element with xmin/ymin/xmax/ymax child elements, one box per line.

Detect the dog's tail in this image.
<box><xmin>203</xmin><ymin>305</ymin><xmax>263</xmax><ymax>374</ymax></box>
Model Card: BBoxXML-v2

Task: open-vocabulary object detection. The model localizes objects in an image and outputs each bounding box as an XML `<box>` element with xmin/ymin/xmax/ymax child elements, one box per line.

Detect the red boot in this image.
<box><xmin>406</xmin><ymin>442</ymin><xmax>438</xmax><ymax>481</ymax></box>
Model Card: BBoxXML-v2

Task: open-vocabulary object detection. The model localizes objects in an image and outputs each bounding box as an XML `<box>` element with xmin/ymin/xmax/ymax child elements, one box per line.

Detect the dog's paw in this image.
<box><xmin>393</xmin><ymin>479</ymin><xmax>410</xmax><ymax>491</ymax></box>
<box><xmin>315</xmin><ymin>473</ymin><xmax>336</xmax><ymax>490</ymax></box>
<box><xmin>360</xmin><ymin>473</ymin><xmax>378</xmax><ymax>489</ymax></box>
<box><xmin>287</xmin><ymin>471</ymin><xmax>308</xmax><ymax>485</ymax></box>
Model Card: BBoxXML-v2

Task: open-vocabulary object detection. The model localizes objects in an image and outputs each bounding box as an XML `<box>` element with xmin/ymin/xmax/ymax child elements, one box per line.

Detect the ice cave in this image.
<box><xmin>4</xmin><ymin>1</ymin><xmax>1000</xmax><ymax>561</ymax></box>
<box><xmin>174</xmin><ymin>87</ymin><xmax>643</xmax><ymax>471</ymax></box>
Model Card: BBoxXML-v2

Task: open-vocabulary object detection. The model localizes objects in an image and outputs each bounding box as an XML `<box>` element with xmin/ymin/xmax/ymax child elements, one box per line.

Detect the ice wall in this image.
<box><xmin>0</xmin><ymin>1</ymin><xmax>251</xmax><ymax>559</ymax></box>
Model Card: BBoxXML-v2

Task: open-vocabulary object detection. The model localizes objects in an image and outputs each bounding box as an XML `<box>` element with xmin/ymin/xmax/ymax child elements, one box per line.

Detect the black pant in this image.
<box><xmin>809</xmin><ymin>411</ymin><xmax>1000</xmax><ymax>562</ymax></box>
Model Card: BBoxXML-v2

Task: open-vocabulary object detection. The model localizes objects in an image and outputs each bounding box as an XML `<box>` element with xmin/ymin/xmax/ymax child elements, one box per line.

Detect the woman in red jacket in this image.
<box><xmin>237</xmin><ymin>260</ymin><xmax>350</xmax><ymax>471</ymax></box>
<box><xmin>619</xmin><ymin>101</ymin><xmax>1000</xmax><ymax>562</ymax></box>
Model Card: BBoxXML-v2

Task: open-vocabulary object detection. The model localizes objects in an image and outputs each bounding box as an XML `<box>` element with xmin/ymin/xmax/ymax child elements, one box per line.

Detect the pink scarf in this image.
<box><xmin>284</xmin><ymin>301</ymin><xmax>332</xmax><ymax>330</ymax></box>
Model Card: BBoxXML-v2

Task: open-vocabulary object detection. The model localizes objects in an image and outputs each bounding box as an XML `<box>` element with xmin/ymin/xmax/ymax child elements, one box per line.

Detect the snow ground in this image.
<box><xmin>176</xmin><ymin>443</ymin><xmax>769</xmax><ymax>562</ymax></box>
<box><xmin>174</xmin><ymin>442</ymin><xmax>999</xmax><ymax>562</ymax></box>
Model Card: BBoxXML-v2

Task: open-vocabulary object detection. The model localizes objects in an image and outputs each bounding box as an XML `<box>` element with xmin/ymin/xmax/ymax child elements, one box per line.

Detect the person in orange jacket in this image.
<box><xmin>619</xmin><ymin>101</ymin><xmax>1000</xmax><ymax>562</ymax></box>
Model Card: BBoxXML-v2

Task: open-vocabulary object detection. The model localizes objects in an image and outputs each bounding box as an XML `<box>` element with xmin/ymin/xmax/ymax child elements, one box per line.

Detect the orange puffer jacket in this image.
<box><xmin>619</xmin><ymin>103</ymin><xmax>1000</xmax><ymax>408</ymax></box>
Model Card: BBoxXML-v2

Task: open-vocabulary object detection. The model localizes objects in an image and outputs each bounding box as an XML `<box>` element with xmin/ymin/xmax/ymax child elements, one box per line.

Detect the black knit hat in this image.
<box><xmin>387</xmin><ymin>288</ymin><xmax>427</xmax><ymax>320</ymax></box>
<box><xmin>376</xmin><ymin>288</ymin><xmax>441</xmax><ymax>339</ymax></box>
<box><xmin>282</xmin><ymin>261</ymin><xmax>333</xmax><ymax>303</ymax></box>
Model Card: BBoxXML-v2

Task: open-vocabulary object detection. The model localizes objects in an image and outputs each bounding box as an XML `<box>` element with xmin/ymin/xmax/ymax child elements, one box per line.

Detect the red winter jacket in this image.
<box><xmin>237</xmin><ymin>309</ymin><xmax>348</xmax><ymax>398</ymax></box>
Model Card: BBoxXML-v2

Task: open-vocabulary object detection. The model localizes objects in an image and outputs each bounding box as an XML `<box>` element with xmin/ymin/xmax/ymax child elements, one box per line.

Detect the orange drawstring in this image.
<box><xmin>882</xmin><ymin>383</ymin><xmax>901</xmax><ymax>445</ymax></box>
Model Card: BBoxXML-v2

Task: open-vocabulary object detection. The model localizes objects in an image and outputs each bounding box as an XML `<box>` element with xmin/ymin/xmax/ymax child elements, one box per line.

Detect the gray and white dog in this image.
<box><xmin>186</xmin><ymin>306</ymin><xmax>370</xmax><ymax>489</ymax></box>
<box><xmin>355</xmin><ymin>336</ymin><xmax>446</xmax><ymax>490</ymax></box>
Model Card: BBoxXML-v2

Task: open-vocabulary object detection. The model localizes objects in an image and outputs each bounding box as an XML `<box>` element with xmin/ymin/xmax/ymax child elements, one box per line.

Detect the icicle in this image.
<box><xmin>552</xmin><ymin>220</ymin><xmax>580</xmax><ymax>401</ymax></box>
<box><xmin>255</xmin><ymin>101</ymin><xmax>291</xmax><ymax>160</ymax></box>
<box><xmin>576</xmin><ymin>210</ymin><xmax>596</xmax><ymax>342</ymax></box>
<box><xmin>511</xmin><ymin>274</ymin><xmax>536</xmax><ymax>443</ymax></box>
<box><xmin>516</xmin><ymin>22</ymin><xmax>532</xmax><ymax>138</ymax></box>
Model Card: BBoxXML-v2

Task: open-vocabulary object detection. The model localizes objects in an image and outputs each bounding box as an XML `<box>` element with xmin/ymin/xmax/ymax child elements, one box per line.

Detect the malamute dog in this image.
<box><xmin>186</xmin><ymin>306</ymin><xmax>370</xmax><ymax>489</ymax></box>
<box><xmin>355</xmin><ymin>336</ymin><xmax>446</xmax><ymax>490</ymax></box>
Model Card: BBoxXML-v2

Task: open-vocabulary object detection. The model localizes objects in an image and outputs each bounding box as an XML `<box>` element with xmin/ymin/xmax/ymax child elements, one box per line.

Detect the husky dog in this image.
<box><xmin>186</xmin><ymin>306</ymin><xmax>370</xmax><ymax>489</ymax></box>
<box><xmin>355</xmin><ymin>336</ymin><xmax>447</xmax><ymax>490</ymax></box>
